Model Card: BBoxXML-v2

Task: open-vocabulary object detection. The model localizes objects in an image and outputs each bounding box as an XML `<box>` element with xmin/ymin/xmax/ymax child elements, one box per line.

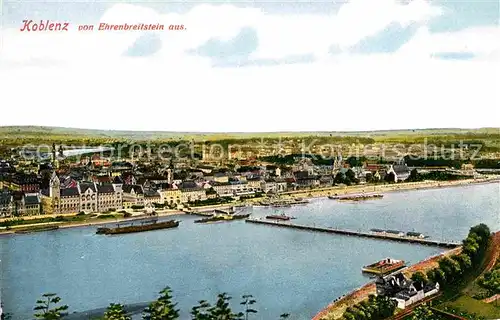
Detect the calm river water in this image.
<box><xmin>1</xmin><ymin>183</ymin><xmax>499</xmax><ymax>320</ymax></box>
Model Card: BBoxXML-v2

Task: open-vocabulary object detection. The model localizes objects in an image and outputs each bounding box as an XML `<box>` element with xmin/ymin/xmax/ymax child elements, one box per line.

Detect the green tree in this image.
<box><xmin>385</xmin><ymin>172</ymin><xmax>396</xmax><ymax>183</ymax></box>
<box><xmin>411</xmin><ymin>272</ymin><xmax>427</xmax><ymax>285</ymax></box>
<box><xmin>411</xmin><ymin>304</ymin><xmax>438</xmax><ymax>320</ymax></box>
<box><xmin>191</xmin><ymin>300</ymin><xmax>212</xmax><ymax>320</ymax></box>
<box><xmin>33</xmin><ymin>293</ymin><xmax>69</xmax><ymax>320</ymax></box>
<box><xmin>345</xmin><ymin>169</ymin><xmax>358</xmax><ymax>184</ymax></box>
<box><xmin>102</xmin><ymin>303</ymin><xmax>131</xmax><ymax>320</ymax></box>
<box><xmin>334</xmin><ymin>172</ymin><xmax>345</xmax><ymax>185</ymax></box>
<box><xmin>470</xmin><ymin>224</ymin><xmax>491</xmax><ymax>244</ymax></box>
<box><xmin>452</xmin><ymin>254</ymin><xmax>472</xmax><ymax>271</ymax></box>
<box><xmin>208</xmin><ymin>293</ymin><xmax>243</xmax><ymax>320</ymax></box>
<box><xmin>407</xmin><ymin>169</ymin><xmax>420</xmax><ymax>182</ymax></box>
<box><xmin>240</xmin><ymin>295</ymin><xmax>257</xmax><ymax>320</ymax></box>
<box><xmin>374</xmin><ymin>295</ymin><xmax>397</xmax><ymax>318</ymax></box>
<box><xmin>143</xmin><ymin>287</ymin><xmax>180</xmax><ymax>320</ymax></box>
<box><xmin>462</xmin><ymin>236</ymin><xmax>480</xmax><ymax>257</ymax></box>
<box><xmin>433</xmin><ymin>268</ymin><xmax>447</xmax><ymax>285</ymax></box>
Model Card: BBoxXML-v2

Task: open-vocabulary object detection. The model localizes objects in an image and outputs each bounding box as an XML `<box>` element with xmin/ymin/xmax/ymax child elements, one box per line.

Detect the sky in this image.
<box><xmin>0</xmin><ymin>0</ymin><xmax>498</xmax><ymax>132</ymax></box>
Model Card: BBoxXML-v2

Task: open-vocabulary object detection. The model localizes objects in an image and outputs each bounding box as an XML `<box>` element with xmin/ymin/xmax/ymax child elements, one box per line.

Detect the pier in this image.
<box><xmin>245</xmin><ymin>219</ymin><xmax>460</xmax><ymax>248</ymax></box>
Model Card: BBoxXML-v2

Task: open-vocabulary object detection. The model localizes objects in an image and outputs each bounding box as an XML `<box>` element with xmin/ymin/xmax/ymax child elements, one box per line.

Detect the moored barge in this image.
<box><xmin>96</xmin><ymin>220</ymin><xmax>179</xmax><ymax>235</ymax></box>
<box><xmin>362</xmin><ymin>258</ymin><xmax>406</xmax><ymax>275</ymax></box>
<box><xmin>265</xmin><ymin>213</ymin><xmax>295</xmax><ymax>221</ymax></box>
<box><xmin>15</xmin><ymin>225</ymin><xmax>60</xmax><ymax>234</ymax></box>
<box><xmin>194</xmin><ymin>213</ymin><xmax>251</xmax><ymax>224</ymax></box>
<box><xmin>328</xmin><ymin>194</ymin><xmax>384</xmax><ymax>201</ymax></box>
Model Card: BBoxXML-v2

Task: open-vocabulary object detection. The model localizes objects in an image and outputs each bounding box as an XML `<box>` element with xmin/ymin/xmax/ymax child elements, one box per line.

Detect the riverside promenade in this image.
<box><xmin>245</xmin><ymin>219</ymin><xmax>460</xmax><ymax>248</ymax></box>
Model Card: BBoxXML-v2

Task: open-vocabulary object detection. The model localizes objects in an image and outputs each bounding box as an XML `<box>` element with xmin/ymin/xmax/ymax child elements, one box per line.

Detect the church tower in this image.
<box><xmin>167</xmin><ymin>168</ymin><xmax>173</xmax><ymax>184</ymax></box>
<box><xmin>49</xmin><ymin>171</ymin><xmax>60</xmax><ymax>199</ymax></box>
<box><xmin>51</xmin><ymin>143</ymin><xmax>57</xmax><ymax>162</ymax></box>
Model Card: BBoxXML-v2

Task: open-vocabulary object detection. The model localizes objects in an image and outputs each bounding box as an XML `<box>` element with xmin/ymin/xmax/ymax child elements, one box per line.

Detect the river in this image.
<box><xmin>1</xmin><ymin>183</ymin><xmax>499</xmax><ymax>319</ymax></box>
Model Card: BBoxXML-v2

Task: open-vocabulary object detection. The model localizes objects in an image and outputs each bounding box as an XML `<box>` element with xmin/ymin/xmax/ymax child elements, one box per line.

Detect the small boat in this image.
<box><xmin>272</xmin><ymin>203</ymin><xmax>292</xmax><ymax>208</ymax></box>
<box><xmin>194</xmin><ymin>213</ymin><xmax>251</xmax><ymax>224</ymax></box>
<box><xmin>265</xmin><ymin>213</ymin><xmax>294</xmax><ymax>221</ymax></box>
<box><xmin>96</xmin><ymin>220</ymin><xmax>179</xmax><ymax>235</ymax></box>
<box><xmin>362</xmin><ymin>258</ymin><xmax>406</xmax><ymax>275</ymax></box>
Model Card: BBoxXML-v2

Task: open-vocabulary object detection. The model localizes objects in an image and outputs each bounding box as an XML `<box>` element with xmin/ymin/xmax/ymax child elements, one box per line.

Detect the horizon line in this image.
<box><xmin>1</xmin><ymin>125</ymin><xmax>499</xmax><ymax>135</ymax></box>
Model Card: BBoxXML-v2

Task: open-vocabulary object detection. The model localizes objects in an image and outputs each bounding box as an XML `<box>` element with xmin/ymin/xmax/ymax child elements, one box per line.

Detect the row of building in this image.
<box><xmin>0</xmin><ymin>156</ymin><xmax>414</xmax><ymax>217</ymax></box>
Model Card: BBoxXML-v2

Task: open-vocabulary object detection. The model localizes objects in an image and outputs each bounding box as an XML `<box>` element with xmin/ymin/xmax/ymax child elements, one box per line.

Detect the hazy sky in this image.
<box><xmin>0</xmin><ymin>0</ymin><xmax>498</xmax><ymax>132</ymax></box>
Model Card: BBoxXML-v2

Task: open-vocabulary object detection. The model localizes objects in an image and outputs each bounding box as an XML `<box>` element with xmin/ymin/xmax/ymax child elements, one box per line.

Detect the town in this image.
<box><xmin>1</xmin><ymin>137</ymin><xmax>498</xmax><ymax>218</ymax></box>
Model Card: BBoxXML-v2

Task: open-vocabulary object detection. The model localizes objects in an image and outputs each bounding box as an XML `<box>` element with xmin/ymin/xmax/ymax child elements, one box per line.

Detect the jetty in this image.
<box><xmin>245</xmin><ymin>219</ymin><xmax>460</xmax><ymax>248</ymax></box>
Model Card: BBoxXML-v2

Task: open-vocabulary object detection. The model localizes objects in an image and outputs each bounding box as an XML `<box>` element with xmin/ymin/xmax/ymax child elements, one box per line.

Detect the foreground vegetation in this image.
<box><xmin>0</xmin><ymin>288</ymin><xmax>290</xmax><ymax>320</ymax></box>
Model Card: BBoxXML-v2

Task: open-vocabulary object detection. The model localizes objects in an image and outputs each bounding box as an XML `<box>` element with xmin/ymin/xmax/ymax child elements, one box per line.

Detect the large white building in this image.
<box><xmin>42</xmin><ymin>172</ymin><xmax>123</xmax><ymax>214</ymax></box>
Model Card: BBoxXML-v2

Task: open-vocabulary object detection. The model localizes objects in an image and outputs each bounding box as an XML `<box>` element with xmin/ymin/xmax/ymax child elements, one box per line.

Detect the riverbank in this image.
<box><xmin>280</xmin><ymin>175</ymin><xmax>499</xmax><ymax>201</ymax></box>
<box><xmin>313</xmin><ymin>247</ymin><xmax>463</xmax><ymax>320</ymax></box>
<box><xmin>1</xmin><ymin>176</ymin><xmax>497</xmax><ymax>236</ymax></box>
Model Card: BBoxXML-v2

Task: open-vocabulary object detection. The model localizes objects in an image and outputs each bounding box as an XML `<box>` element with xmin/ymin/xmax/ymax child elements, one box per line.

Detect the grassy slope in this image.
<box><xmin>441</xmin><ymin>295</ymin><xmax>500</xmax><ymax>319</ymax></box>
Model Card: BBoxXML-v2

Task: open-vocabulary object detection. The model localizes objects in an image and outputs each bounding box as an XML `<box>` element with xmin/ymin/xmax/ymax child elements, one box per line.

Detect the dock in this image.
<box><xmin>245</xmin><ymin>219</ymin><xmax>460</xmax><ymax>248</ymax></box>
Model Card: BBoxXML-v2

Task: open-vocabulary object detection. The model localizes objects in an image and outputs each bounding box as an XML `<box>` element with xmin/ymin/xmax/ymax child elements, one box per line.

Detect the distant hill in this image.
<box><xmin>1</xmin><ymin>126</ymin><xmax>498</xmax><ymax>141</ymax></box>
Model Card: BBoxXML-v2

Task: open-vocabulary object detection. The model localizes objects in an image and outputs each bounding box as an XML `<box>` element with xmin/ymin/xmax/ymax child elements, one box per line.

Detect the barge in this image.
<box><xmin>265</xmin><ymin>213</ymin><xmax>295</xmax><ymax>221</ymax></box>
<box><xmin>362</xmin><ymin>258</ymin><xmax>406</xmax><ymax>275</ymax></box>
<box><xmin>328</xmin><ymin>194</ymin><xmax>384</xmax><ymax>201</ymax></box>
<box><xmin>194</xmin><ymin>213</ymin><xmax>251</xmax><ymax>224</ymax></box>
<box><xmin>15</xmin><ymin>225</ymin><xmax>60</xmax><ymax>234</ymax></box>
<box><xmin>272</xmin><ymin>203</ymin><xmax>292</xmax><ymax>208</ymax></box>
<box><xmin>96</xmin><ymin>220</ymin><xmax>179</xmax><ymax>235</ymax></box>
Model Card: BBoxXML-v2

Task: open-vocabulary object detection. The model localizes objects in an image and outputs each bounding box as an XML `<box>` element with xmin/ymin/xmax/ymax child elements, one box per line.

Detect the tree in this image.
<box><xmin>208</xmin><ymin>293</ymin><xmax>243</xmax><ymax>320</ymax></box>
<box><xmin>385</xmin><ymin>172</ymin><xmax>396</xmax><ymax>183</ymax></box>
<box><xmin>102</xmin><ymin>303</ymin><xmax>131</xmax><ymax>320</ymax></box>
<box><xmin>412</xmin><ymin>304</ymin><xmax>438</xmax><ymax>320</ymax></box>
<box><xmin>433</xmin><ymin>268</ymin><xmax>447</xmax><ymax>285</ymax></box>
<box><xmin>365</xmin><ymin>172</ymin><xmax>373</xmax><ymax>183</ymax></box>
<box><xmin>470</xmin><ymin>224</ymin><xmax>491</xmax><ymax>243</ymax></box>
<box><xmin>411</xmin><ymin>272</ymin><xmax>427</xmax><ymax>285</ymax></box>
<box><xmin>240</xmin><ymin>295</ymin><xmax>257</xmax><ymax>320</ymax></box>
<box><xmin>33</xmin><ymin>293</ymin><xmax>69</xmax><ymax>320</ymax></box>
<box><xmin>334</xmin><ymin>172</ymin><xmax>345</xmax><ymax>185</ymax></box>
<box><xmin>452</xmin><ymin>254</ymin><xmax>472</xmax><ymax>271</ymax></box>
<box><xmin>191</xmin><ymin>300</ymin><xmax>212</xmax><ymax>320</ymax></box>
<box><xmin>408</xmin><ymin>169</ymin><xmax>420</xmax><ymax>182</ymax></box>
<box><xmin>439</xmin><ymin>257</ymin><xmax>462</xmax><ymax>283</ymax></box>
<box><xmin>345</xmin><ymin>169</ymin><xmax>358</xmax><ymax>184</ymax></box>
<box><xmin>279</xmin><ymin>313</ymin><xmax>290</xmax><ymax>319</ymax></box>
<box><xmin>374</xmin><ymin>295</ymin><xmax>397</xmax><ymax>318</ymax></box>
<box><xmin>143</xmin><ymin>287</ymin><xmax>180</xmax><ymax>320</ymax></box>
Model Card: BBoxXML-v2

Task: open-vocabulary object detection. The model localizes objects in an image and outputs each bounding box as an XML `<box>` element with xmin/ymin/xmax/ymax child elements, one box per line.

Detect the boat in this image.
<box><xmin>194</xmin><ymin>213</ymin><xmax>251</xmax><ymax>224</ymax></box>
<box><xmin>265</xmin><ymin>213</ymin><xmax>295</xmax><ymax>221</ymax></box>
<box><xmin>96</xmin><ymin>220</ymin><xmax>179</xmax><ymax>235</ymax></box>
<box><xmin>15</xmin><ymin>225</ymin><xmax>60</xmax><ymax>234</ymax></box>
<box><xmin>293</xmin><ymin>198</ymin><xmax>309</xmax><ymax>205</ymax></box>
<box><xmin>329</xmin><ymin>194</ymin><xmax>384</xmax><ymax>201</ymax></box>
<box><xmin>272</xmin><ymin>203</ymin><xmax>292</xmax><ymax>208</ymax></box>
<box><xmin>362</xmin><ymin>258</ymin><xmax>406</xmax><ymax>275</ymax></box>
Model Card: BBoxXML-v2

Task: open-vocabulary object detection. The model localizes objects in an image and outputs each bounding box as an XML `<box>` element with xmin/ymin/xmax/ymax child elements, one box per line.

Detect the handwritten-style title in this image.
<box><xmin>20</xmin><ymin>20</ymin><xmax>185</xmax><ymax>32</ymax></box>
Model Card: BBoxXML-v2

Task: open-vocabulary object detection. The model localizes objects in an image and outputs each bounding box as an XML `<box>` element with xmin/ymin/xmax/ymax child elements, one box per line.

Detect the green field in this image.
<box><xmin>440</xmin><ymin>295</ymin><xmax>500</xmax><ymax>319</ymax></box>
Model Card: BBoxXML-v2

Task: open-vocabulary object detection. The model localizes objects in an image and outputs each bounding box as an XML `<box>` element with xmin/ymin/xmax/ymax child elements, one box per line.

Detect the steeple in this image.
<box><xmin>49</xmin><ymin>171</ymin><xmax>60</xmax><ymax>199</ymax></box>
<box><xmin>58</xmin><ymin>144</ymin><xmax>64</xmax><ymax>158</ymax></box>
<box><xmin>51</xmin><ymin>143</ymin><xmax>56</xmax><ymax>162</ymax></box>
